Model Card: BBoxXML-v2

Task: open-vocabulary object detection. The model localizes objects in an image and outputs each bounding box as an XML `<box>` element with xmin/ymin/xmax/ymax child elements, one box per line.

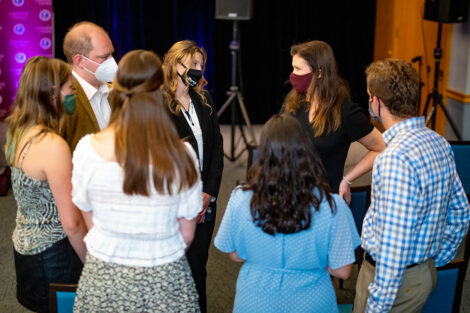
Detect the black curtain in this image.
<box><xmin>53</xmin><ymin>0</ymin><xmax>376</xmax><ymax>124</ymax></box>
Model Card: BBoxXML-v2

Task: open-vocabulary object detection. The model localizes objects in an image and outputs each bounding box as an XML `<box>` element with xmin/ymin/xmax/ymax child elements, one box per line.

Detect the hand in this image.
<box><xmin>327</xmin><ymin>266</ymin><xmax>334</xmax><ymax>276</ymax></box>
<box><xmin>339</xmin><ymin>179</ymin><xmax>352</xmax><ymax>205</ymax></box>
<box><xmin>197</xmin><ymin>214</ymin><xmax>205</xmax><ymax>224</ymax></box>
<box><xmin>197</xmin><ymin>192</ymin><xmax>212</xmax><ymax>224</ymax></box>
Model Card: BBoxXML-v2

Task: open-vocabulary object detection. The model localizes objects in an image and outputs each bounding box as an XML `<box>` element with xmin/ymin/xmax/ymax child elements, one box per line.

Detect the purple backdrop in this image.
<box><xmin>0</xmin><ymin>0</ymin><xmax>54</xmax><ymax>118</ymax></box>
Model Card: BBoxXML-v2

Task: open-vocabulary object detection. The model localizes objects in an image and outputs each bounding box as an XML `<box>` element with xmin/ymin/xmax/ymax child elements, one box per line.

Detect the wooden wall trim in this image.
<box><xmin>446</xmin><ymin>88</ymin><xmax>470</xmax><ymax>103</ymax></box>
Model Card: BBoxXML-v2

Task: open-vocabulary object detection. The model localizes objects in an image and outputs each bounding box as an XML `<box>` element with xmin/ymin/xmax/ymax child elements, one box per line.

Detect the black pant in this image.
<box><xmin>14</xmin><ymin>237</ymin><xmax>83</xmax><ymax>313</ymax></box>
<box><xmin>186</xmin><ymin>202</ymin><xmax>216</xmax><ymax>313</ymax></box>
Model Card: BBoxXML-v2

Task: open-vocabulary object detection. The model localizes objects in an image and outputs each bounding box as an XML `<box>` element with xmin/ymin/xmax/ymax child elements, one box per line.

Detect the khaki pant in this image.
<box><xmin>353</xmin><ymin>258</ymin><xmax>437</xmax><ymax>313</ymax></box>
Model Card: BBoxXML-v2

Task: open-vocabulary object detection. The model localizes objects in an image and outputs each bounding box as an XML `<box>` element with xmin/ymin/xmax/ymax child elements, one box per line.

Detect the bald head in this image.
<box><xmin>63</xmin><ymin>22</ymin><xmax>110</xmax><ymax>64</ymax></box>
<box><xmin>63</xmin><ymin>21</ymin><xmax>115</xmax><ymax>88</ymax></box>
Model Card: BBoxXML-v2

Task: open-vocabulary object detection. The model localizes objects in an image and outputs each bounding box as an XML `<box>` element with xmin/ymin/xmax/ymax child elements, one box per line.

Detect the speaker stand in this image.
<box><xmin>422</xmin><ymin>23</ymin><xmax>462</xmax><ymax>140</ymax></box>
<box><xmin>217</xmin><ymin>20</ymin><xmax>257</xmax><ymax>161</ymax></box>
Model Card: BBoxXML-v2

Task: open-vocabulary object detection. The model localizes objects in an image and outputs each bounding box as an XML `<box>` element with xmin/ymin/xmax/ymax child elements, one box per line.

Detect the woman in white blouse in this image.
<box><xmin>72</xmin><ymin>50</ymin><xmax>202</xmax><ymax>312</ymax></box>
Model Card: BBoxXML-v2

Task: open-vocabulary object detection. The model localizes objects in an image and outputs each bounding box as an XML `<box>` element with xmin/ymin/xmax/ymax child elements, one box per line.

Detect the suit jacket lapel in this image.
<box><xmin>175</xmin><ymin>108</ymin><xmax>193</xmax><ymax>138</ymax></box>
<box><xmin>190</xmin><ymin>91</ymin><xmax>208</xmax><ymax>141</ymax></box>
<box><xmin>72</xmin><ymin>76</ymin><xmax>100</xmax><ymax>131</ymax></box>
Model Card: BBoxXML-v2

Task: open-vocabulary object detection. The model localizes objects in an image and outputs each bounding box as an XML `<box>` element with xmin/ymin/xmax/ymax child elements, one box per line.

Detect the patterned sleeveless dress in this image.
<box><xmin>11</xmin><ymin>134</ymin><xmax>82</xmax><ymax>313</ymax></box>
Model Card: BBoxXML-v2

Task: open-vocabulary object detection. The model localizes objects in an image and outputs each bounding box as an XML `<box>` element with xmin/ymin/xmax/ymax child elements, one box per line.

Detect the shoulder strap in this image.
<box><xmin>16</xmin><ymin>129</ymin><xmax>46</xmax><ymax>169</ymax></box>
<box><xmin>17</xmin><ymin>140</ymin><xmax>32</xmax><ymax>169</ymax></box>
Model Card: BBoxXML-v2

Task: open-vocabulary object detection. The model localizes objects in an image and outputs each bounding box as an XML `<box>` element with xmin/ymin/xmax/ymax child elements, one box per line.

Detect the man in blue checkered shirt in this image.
<box><xmin>353</xmin><ymin>59</ymin><xmax>470</xmax><ymax>313</ymax></box>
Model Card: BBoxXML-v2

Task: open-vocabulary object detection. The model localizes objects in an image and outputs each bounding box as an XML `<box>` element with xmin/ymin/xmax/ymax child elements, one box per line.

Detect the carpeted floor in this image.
<box><xmin>0</xmin><ymin>125</ymin><xmax>469</xmax><ymax>312</ymax></box>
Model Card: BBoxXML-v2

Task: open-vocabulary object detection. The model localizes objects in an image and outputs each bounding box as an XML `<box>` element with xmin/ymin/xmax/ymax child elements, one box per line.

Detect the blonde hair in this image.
<box><xmin>283</xmin><ymin>41</ymin><xmax>349</xmax><ymax>137</ymax></box>
<box><xmin>162</xmin><ymin>40</ymin><xmax>211</xmax><ymax>114</ymax></box>
<box><xmin>5</xmin><ymin>56</ymin><xmax>70</xmax><ymax>165</ymax></box>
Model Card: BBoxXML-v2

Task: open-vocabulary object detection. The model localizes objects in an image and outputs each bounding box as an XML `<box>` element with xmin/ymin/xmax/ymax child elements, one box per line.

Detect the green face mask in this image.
<box><xmin>62</xmin><ymin>93</ymin><xmax>76</xmax><ymax>114</ymax></box>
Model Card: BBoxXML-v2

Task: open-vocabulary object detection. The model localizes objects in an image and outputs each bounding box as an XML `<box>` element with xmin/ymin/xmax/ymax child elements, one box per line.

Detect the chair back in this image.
<box><xmin>349</xmin><ymin>186</ymin><xmax>371</xmax><ymax>235</ymax></box>
<box><xmin>449</xmin><ymin>141</ymin><xmax>470</xmax><ymax>195</ymax></box>
<box><xmin>246</xmin><ymin>145</ymin><xmax>258</xmax><ymax>175</ymax></box>
<box><xmin>421</xmin><ymin>235</ymin><xmax>470</xmax><ymax>313</ymax></box>
<box><xmin>421</xmin><ymin>266</ymin><xmax>460</xmax><ymax>313</ymax></box>
<box><xmin>338</xmin><ymin>303</ymin><xmax>353</xmax><ymax>313</ymax></box>
<box><xmin>49</xmin><ymin>283</ymin><xmax>78</xmax><ymax>313</ymax></box>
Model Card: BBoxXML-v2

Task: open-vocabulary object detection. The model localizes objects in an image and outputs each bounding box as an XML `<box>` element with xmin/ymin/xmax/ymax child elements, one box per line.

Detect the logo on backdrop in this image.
<box><xmin>39</xmin><ymin>10</ymin><xmax>52</xmax><ymax>22</ymax></box>
<box><xmin>40</xmin><ymin>38</ymin><xmax>51</xmax><ymax>49</ymax></box>
<box><xmin>12</xmin><ymin>0</ymin><xmax>24</xmax><ymax>7</ymax></box>
<box><xmin>13</xmin><ymin>24</ymin><xmax>25</xmax><ymax>36</ymax></box>
<box><xmin>15</xmin><ymin>52</ymin><xmax>26</xmax><ymax>64</ymax></box>
<box><xmin>1</xmin><ymin>0</ymin><xmax>54</xmax><ymax>114</ymax></box>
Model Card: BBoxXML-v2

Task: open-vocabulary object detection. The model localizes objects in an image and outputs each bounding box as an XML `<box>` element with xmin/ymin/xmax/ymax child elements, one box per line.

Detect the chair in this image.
<box><xmin>349</xmin><ymin>186</ymin><xmax>371</xmax><ymax>235</ymax></box>
<box><xmin>246</xmin><ymin>144</ymin><xmax>258</xmax><ymax>175</ymax></box>
<box><xmin>421</xmin><ymin>142</ymin><xmax>470</xmax><ymax>312</ymax></box>
<box><xmin>339</xmin><ymin>186</ymin><xmax>371</xmax><ymax>290</ymax></box>
<box><xmin>235</xmin><ymin>144</ymin><xmax>258</xmax><ymax>186</ymax></box>
<box><xmin>421</xmin><ymin>234</ymin><xmax>470</xmax><ymax>313</ymax></box>
<box><xmin>449</xmin><ymin>141</ymin><xmax>470</xmax><ymax>196</ymax></box>
<box><xmin>49</xmin><ymin>283</ymin><xmax>78</xmax><ymax>313</ymax></box>
<box><xmin>338</xmin><ymin>303</ymin><xmax>353</xmax><ymax>313</ymax></box>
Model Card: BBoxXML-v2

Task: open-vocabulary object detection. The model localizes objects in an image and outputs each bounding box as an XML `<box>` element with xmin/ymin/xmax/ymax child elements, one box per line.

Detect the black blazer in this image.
<box><xmin>168</xmin><ymin>90</ymin><xmax>224</xmax><ymax>199</ymax></box>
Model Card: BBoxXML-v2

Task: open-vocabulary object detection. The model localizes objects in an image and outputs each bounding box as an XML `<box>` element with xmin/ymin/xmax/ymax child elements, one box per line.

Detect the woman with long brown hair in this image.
<box><xmin>284</xmin><ymin>40</ymin><xmax>385</xmax><ymax>203</ymax></box>
<box><xmin>5</xmin><ymin>56</ymin><xmax>86</xmax><ymax>313</ymax></box>
<box><xmin>162</xmin><ymin>40</ymin><xmax>224</xmax><ymax>313</ymax></box>
<box><xmin>215</xmin><ymin>114</ymin><xmax>360</xmax><ymax>312</ymax></box>
<box><xmin>72</xmin><ymin>50</ymin><xmax>201</xmax><ymax>312</ymax></box>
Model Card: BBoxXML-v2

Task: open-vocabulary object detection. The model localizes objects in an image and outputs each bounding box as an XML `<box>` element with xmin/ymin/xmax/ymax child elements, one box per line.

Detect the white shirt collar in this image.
<box><xmin>72</xmin><ymin>70</ymin><xmax>110</xmax><ymax>101</ymax></box>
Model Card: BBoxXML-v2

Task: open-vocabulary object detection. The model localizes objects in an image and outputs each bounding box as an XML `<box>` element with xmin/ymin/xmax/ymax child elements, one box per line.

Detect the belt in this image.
<box><xmin>364</xmin><ymin>251</ymin><xmax>419</xmax><ymax>269</ymax></box>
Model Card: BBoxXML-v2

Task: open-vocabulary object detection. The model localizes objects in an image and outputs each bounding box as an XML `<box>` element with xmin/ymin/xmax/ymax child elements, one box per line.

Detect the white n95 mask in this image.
<box><xmin>82</xmin><ymin>55</ymin><xmax>118</xmax><ymax>83</ymax></box>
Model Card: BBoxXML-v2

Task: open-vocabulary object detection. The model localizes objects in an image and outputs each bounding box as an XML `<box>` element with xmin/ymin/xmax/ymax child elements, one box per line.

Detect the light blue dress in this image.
<box><xmin>214</xmin><ymin>188</ymin><xmax>361</xmax><ymax>313</ymax></box>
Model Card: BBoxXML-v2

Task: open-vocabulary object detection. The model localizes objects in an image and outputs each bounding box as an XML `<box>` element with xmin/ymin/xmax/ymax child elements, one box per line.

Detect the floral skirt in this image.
<box><xmin>74</xmin><ymin>253</ymin><xmax>200</xmax><ymax>313</ymax></box>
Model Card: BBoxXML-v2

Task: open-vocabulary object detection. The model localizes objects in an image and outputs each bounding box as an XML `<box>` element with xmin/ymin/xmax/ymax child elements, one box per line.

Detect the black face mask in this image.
<box><xmin>178</xmin><ymin>63</ymin><xmax>203</xmax><ymax>88</ymax></box>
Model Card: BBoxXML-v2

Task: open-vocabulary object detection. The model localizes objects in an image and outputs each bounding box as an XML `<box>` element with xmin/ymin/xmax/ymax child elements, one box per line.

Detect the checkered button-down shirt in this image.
<box><xmin>361</xmin><ymin>116</ymin><xmax>470</xmax><ymax>313</ymax></box>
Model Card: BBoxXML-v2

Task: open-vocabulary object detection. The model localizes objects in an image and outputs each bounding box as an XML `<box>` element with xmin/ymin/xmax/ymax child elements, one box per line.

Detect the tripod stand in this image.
<box><xmin>217</xmin><ymin>21</ymin><xmax>257</xmax><ymax>161</ymax></box>
<box><xmin>411</xmin><ymin>56</ymin><xmax>424</xmax><ymax>108</ymax></box>
<box><xmin>422</xmin><ymin>23</ymin><xmax>462</xmax><ymax>140</ymax></box>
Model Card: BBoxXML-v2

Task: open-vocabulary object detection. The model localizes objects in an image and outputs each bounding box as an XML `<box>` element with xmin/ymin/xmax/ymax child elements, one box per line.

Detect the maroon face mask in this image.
<box><xmin>289</xmin><ymin>72</ymin><xmax>313</xmax><ymax>94</ymax></box>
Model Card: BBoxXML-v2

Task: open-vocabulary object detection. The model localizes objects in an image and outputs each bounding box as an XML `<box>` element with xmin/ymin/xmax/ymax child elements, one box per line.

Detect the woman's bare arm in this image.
<box><xmin>339</xmin><ymin>128</ymin><xmax>385</xmax><ymax>203</ymax></box>
<box><xmin>327</xmin><ymin>264</ymin><xmax>352</xmax><ymax>280</ymax></box>
<box><xmin>42</xmin><ymin>134</ymin><xmax>88</xmax><ymax>263</ymax></box>
<box><xmin>178</xmin><ymin>217</ymin><xmax>197</xmax><ymax>250</ymax></box>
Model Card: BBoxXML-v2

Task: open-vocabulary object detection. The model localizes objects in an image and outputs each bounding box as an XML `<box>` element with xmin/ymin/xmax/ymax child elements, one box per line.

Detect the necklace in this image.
<box><xmin>183</xmin><ymin>99</ymin><xmax>195</xmax><ymax>126</ymax></box>
<box><xmin>178</xmin><ymin>95</ymin><xmax>191</xmax><ymax>112</ymax></box>
<box><xmin>177</xmin><ymin>92</ymin><xmax>195</xmax><ymax>125</ymax></box>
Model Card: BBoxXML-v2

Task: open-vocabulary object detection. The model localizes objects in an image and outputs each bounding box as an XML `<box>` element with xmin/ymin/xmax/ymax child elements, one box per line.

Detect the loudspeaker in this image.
<box><xmin>215</xmin><ymin>0</ymin><xmax>253</xmax><ymax>20</ymax></box>
<box><xmin>424</xmin><ymin>0</ymin><xmax>470</xmax><ymax>23</ymax></box>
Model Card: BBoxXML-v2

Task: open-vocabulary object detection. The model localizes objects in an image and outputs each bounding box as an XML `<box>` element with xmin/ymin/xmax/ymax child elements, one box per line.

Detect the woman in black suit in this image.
<box><xmin>162</xmin><ymin>40</ymin><xmax>224</xmax><ymax>313</ymax></box>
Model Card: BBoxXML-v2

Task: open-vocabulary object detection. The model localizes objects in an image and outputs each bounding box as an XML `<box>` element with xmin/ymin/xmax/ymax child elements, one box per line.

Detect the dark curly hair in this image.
<box><xmin>243</xmin><ymin>114</ymin><xmax>335</xmax><ymax>236</ymax></box>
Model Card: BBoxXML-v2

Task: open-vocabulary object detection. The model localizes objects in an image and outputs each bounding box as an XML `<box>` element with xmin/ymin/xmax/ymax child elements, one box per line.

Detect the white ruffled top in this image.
<box><xmin>72</xmin><ymin>135</ymin><xmax>202</xmax><ymax>267</ymax></box>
